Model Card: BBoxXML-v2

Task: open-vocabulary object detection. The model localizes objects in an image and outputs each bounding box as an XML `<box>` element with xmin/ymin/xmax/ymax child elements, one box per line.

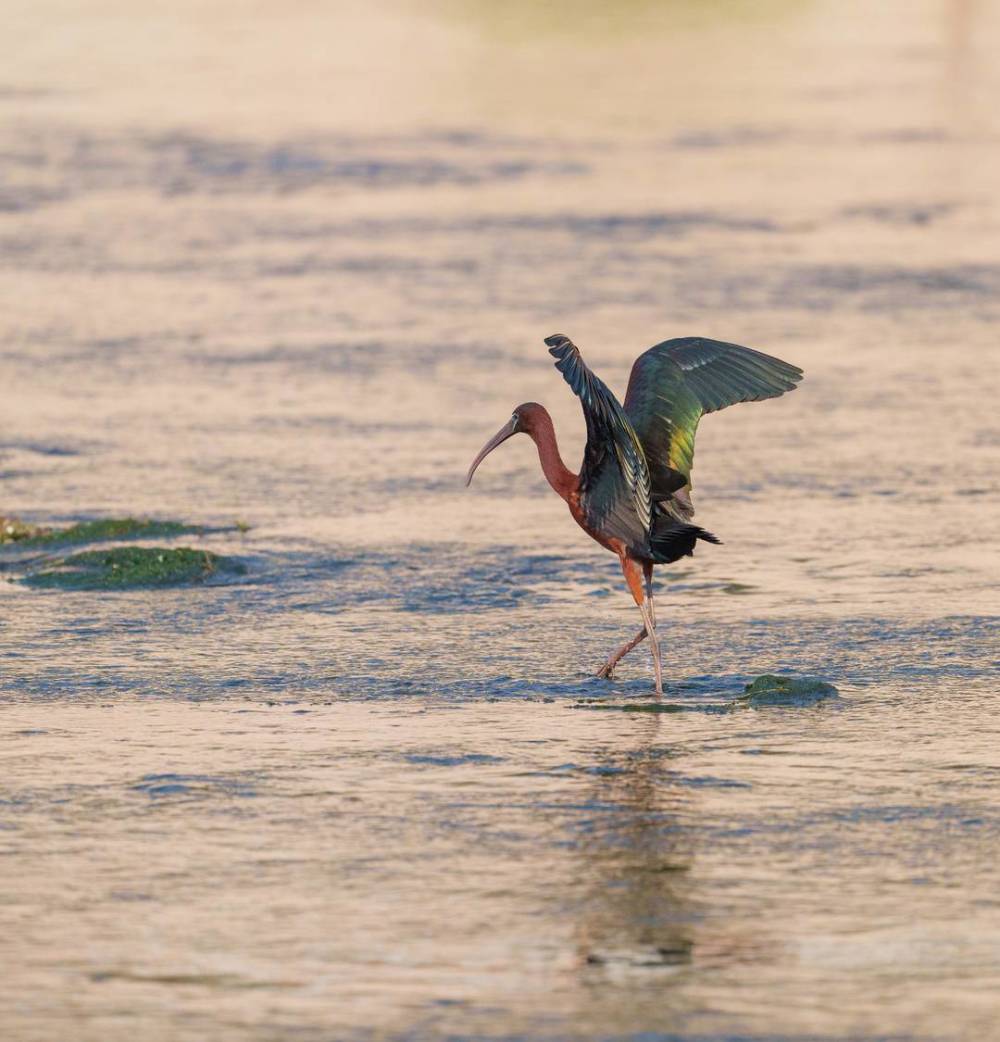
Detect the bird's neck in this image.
<box><xmin>527</xmin><ymin>409</ymin><xmax>577</xmax><ymax>502</ymax></box>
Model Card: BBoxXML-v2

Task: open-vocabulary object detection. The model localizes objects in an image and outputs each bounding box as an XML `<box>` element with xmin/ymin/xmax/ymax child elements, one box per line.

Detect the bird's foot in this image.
<box><xmin>595</xmin><ymin>662</ymin><xmax>616</xmax><ymax>680</ymax></box>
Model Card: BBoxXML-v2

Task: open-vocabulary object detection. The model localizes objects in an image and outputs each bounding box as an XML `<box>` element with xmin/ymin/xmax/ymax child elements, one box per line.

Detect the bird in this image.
<box><xmin>465</xmin><ymin>333</ymin><xmax>803</xmax><ymax>694</ymax></box>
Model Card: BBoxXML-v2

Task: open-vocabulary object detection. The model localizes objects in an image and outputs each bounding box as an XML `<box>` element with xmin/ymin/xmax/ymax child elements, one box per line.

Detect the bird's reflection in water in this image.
<box><xmin>571</xmin><ymin>714</ymin><xmax>696</xmax><ymax>978</ymax></box>
<box><xmin>567</xmin><ymin>713</ymin><xmax>777</xmax><ymax>1025</ymax></box>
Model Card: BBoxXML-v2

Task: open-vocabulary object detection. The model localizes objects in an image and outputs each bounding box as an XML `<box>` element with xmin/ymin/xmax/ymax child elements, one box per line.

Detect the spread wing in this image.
<box><xmin>623</xmin><ymin>337</ymin><xmax>803</xmax><ymax>494</ymax></box>
<box><xmin>545</xmin><ymin>334</ymin><xmax>651</xmax><ymax>554</ymax></box>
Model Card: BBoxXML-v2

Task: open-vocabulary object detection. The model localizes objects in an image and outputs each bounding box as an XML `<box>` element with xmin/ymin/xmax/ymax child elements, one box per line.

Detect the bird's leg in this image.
<box><xmin>639</xmin><ymin>599</ymin><xmax>663</xmax><ymax>695</ymax></box>
<box><xmin>595</xmin><ymin>562</ymin><xmax>655</xmax><ymax>678</ymax></box>
<box><xmin>596</xmin><ymin>626</ymin><xmax>647</xmax><ymax>679</ymax></box>
<box><xmin>642</xmin><ymin>562</ymin><xmax>663</xmax><ymax>695</ymax></box>
<box><xmin>604</xmin><ymin>555</ymin><xmax>663</xmax><ymax>695</ymax></box>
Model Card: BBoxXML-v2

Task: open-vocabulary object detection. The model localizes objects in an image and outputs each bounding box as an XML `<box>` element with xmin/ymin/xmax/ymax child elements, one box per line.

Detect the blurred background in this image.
<box><xmin>2</xmin><ymin>2</ymin><xmax>999</xmax><ymax>1041</ymax></box>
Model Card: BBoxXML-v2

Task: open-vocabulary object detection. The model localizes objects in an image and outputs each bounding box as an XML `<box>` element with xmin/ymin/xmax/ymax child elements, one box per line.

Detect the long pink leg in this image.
<box><xmin>596</xmin><ymin>626</ymin><xmax>647</xmax><ymax>679</ymax></box>
<box><xmin>644</xmin><ymin>563</ymin><xmax>657</xmax><ymax>628</ymax></box>
<box><xmin>643</xmin><ymin>564</ymin><xmax>663</xmax><ymax>694</ymax></box>
<box><xmin>640</xmin><ymin>599</ymin><xmax>663</xmax><ymax>694</ymax></box>
<box><xmin>596</xmin><ymin>563</ymin><xmax>659</xmax><ymax>680</ymax></box>
<box><xmin>597</xmin><ymin>558</ymin><xmax>663</xmax><ymax>694</ymax></box>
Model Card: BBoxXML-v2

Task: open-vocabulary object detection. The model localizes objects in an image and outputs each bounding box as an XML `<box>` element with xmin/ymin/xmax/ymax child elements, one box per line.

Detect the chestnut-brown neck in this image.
<box><xmin>523</xmin><ymin>407</ymin><xmax>577</xmax><ymax>501</ymax></box>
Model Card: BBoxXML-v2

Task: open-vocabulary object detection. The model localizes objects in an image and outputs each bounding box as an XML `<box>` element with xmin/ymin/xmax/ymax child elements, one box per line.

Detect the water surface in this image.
<box><xmin>1</xmin><ymin>1</ymin><xmax>999</xmax><ymax>1040</ymax></box>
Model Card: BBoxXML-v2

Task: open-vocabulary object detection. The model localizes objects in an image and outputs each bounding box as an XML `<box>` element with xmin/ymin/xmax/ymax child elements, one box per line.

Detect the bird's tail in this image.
<box><xmin>650</xmin><ymin>521</ymin><xmax>722</xmax><ymax>564</ymax></box>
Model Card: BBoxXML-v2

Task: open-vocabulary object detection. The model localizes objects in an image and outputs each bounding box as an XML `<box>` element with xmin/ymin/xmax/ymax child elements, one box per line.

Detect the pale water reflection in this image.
<box><xmin>1</xmin><ymin>0</ymin><xmax>999</xmax><ymax>1039</ymax></box>
<box><xmin>2</xmin><ymin>697</ymin><xmax>998</xmax><ymax>1040</ymax></box>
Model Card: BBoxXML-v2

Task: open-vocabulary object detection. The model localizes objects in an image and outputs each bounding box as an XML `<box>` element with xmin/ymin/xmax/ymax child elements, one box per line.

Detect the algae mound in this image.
<box><xmin>1</xmin><ymin>517</ymin><xmax>48</xmax><ymax>544</ymax></box>
<box><xmin>3</xmin><ymin>515</ymin><xmax>247</xmax><ymax>591</ymax></box>
<box><xmin>741</xmin><ymin>674</ymin><xmax>839</xmax><ymax>707</ymax></box>
<box><xmin>24</xmin><ymin>547</ymin><xmax>244</xmax><ymax>590</ymax></box>
<box><xmin>572</xmin><ymin>674</ymin><xmax>839</xmax><ymax>713</ymax></box>
<box><xmin>2</xmin><ymin>517</ymin><xmax>197</xmax><ymax>548</ymax></box>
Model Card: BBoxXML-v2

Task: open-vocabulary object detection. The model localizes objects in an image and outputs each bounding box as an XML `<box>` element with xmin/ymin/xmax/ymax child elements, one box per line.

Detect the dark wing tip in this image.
<box><xmin>544</xmin><ymin>333</ymin><xmax>574</xmax><ymax>359</ymax></box>
<box><xmin>768</xmin><ymin>356</ymin><xmax>804</xmax><ymax>386</ymax></box>
<box><xmin>767</xmin><ymin>360</ymin><xmax>805</xmax><ymax>395</ymax></box>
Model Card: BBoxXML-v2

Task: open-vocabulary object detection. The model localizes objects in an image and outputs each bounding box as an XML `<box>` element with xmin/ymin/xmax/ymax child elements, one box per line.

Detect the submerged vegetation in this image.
<box><xmin>22</xmin><ymin>546</ymin><xmax>244</xmax><ymax>590</ymax></box>
<box><xmin>0</xmin><ymin>516</ymin><xmax>198</xmax><ymax>547</ymax></box>
<box><xmin>1</xmin><ymin>516</ymin><xmax>246</xmax><ymax>590</ymax></box>
<box><xmin>0</xmin><ymin>517</ymin><xmax>45</xmax><ymax>543</ymax></box>
<box><xmin>740</xmin><ymin>674</ymin><xmax>839</xmax><ymax>706</ymax></box>
<box><xmin>574</xmin><ymin>674</ymin><xmax>839</xmax><ymax>712</ymax></box>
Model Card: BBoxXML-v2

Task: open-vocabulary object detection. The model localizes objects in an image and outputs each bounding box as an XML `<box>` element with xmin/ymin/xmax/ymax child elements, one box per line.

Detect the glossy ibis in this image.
<box><xmin>465</xmin><ymin>334</ymin><xmax>803</xmax><ymax>693</ymax></box>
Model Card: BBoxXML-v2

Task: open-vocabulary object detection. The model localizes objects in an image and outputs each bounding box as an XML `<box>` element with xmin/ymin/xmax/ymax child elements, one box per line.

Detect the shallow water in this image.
<box><xmin>1</xmin><ymin>1</ymin><xmax>999</xmax><ymax>1040</ymax></box>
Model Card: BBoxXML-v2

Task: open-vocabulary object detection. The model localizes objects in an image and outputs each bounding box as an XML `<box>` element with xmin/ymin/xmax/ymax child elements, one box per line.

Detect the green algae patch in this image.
<box><xmin>23</xmin><ymin>547</ymin><xmax>244</xmax><ymax>590</ymax></box>
<box><xmin>574</xmin><ymin>675</ymin><xmax>839</xmax><ymax>714</ymax></box>
<box><xmin>0</xmin><ymin>517</ymin><xmax>49</xmax><ymax>544</ymax></box>
<box><xmin>5</xmin><ymin>517</ymin><xmax>199</xmax><ymax>548</ymax></box>
<box><xmin>740</xmin><ymin>674</ymin><xmax>839</xmax><ymax>707</ymax></box>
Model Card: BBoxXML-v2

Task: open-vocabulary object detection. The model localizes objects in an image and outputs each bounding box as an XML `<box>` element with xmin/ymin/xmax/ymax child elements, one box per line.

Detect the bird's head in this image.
<box><xmin>465</xmin><ymin>403</ymin><xmax>546</xmax><ymax>486</ymax></box>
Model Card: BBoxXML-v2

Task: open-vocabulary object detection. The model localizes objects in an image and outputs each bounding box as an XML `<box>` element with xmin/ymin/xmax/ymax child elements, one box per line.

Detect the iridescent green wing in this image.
<box><xmin>546</xmin><ymin>334</ymin><xmax>652</xmax><ymax>553</ymax></box>
<box><xmin>623</xmin><ymin>337</ymin><xmax>803</xmax><ymax>493</ymax></box>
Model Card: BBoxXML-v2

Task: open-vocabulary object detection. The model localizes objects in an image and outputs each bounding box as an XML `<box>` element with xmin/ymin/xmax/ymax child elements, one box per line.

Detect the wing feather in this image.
<box><xmin>545</xmin><ymin>334</ymin><xmax>652</xmax><ymax>553</ymax></box>
<box><xmin>623</xmin><ymin>336</ymin><xmax>802</xmax><ymax>490</ymax></box>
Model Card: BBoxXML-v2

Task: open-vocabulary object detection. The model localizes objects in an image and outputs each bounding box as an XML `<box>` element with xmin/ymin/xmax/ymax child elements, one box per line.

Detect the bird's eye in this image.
<box><xmin>511</xmin><ymin>413</ymin><xmax>519</xmax><ymax>430</ymax></box>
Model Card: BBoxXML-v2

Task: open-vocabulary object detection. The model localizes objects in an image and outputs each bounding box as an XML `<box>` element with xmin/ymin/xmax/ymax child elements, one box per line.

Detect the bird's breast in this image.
<box><xmin>566</xmin><ymin>492</ymin><xmax>618</xmax><ymax>555</ymax></box>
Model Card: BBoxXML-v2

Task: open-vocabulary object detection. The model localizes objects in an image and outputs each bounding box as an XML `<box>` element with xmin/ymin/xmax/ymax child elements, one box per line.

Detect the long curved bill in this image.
<box><xmin>465</xmin><ymin>418</ymin><xmax>517</xmax><ymax>486</ymax></box>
